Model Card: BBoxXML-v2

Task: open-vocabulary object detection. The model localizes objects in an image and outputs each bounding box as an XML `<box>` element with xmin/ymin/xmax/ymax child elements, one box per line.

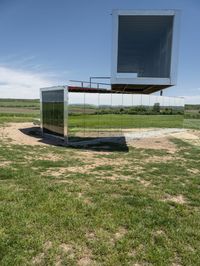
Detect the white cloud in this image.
<box><xmin>0</xmin><ymin>66</ymin><xmax>54</xmax><ymax>98</ymax></box>
<box><xmin>0</xmin><ymin>65</ymin><xmax>200</xmax><ymax>104</ymax></box>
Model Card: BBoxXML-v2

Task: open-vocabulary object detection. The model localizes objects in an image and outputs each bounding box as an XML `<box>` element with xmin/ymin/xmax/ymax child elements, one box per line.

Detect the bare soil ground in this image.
<box><xmin>0</xmin><ymin>123</ymin><xmax>45</xmax><ymax>146</ymax></box>
<box><xmin>0</xmin><ymin>122</ymin><xmax>199</xmax><ymax>150</ymax></box>
<box><xmin>128</xmin><ymin>137</ymin><xmax>177</xmax><ymax>152</ymax></box>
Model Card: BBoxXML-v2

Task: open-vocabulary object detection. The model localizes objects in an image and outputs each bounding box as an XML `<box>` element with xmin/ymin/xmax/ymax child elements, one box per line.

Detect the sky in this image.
<box><xmin>0</xmin><ymin>0</ymin><xmax>200</xmax><ymax>103</ymax></box>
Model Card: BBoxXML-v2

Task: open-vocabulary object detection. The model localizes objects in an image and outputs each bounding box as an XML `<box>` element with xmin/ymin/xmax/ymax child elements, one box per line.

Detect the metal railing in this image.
<box><xmin>69</xmin><ymin>77</ymin><xmax>111</xmax><ymax>90</ymax></box>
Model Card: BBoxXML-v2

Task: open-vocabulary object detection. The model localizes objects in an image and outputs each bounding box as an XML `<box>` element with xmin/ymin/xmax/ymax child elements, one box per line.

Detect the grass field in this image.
<box><xmin>0</xmin><ymin>99</ymin><xmax>200</xmax><ymax>265</ymax></box>
<box><xmin>0</xmin><ymin>123</ymin><xmax>200</xmax><ymax>265</ymax></box>
<box><xmin>0</xmin><ymin>98</ymin><xmax>200</xmax><ymax>130</ymax></box>
<box><xmin>0</xmin><ymin>99</ymin><xmax>39</xmax><ymax>124</ymax></box>
<box><xmin>68</xmin><ymin>114</ymin><xmax>184</xmax><ymax>130</ymax></box>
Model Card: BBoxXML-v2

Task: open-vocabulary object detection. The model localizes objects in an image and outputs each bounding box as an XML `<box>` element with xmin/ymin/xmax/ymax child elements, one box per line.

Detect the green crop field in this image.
<box><xmin>0</xmin><ymin>99</ymin><xmax>200</xmax><ymax>265</ymax></box>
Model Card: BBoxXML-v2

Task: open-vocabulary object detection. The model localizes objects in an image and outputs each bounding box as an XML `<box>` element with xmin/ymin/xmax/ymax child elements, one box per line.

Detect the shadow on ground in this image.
<box><xmin>19</xmin><ymin>126</ymin><xmax>129</xmax><ymax>152</ymax></box>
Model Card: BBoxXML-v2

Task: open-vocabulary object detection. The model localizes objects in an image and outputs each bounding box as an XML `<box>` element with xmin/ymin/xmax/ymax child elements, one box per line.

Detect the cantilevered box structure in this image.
<box><xmin>40</xmin><ymin>9</ymin><xmax>183</xmax><ymax>143</ymax></box>
<box><xmin>40</xmin><ymin>86</ymin><xmax>184</xmax><ymax>143</ymax></box>
<box><xmin>111</xmin><ymin>10</ymin><xmax>180</xmax><ymax>93</ymax></box>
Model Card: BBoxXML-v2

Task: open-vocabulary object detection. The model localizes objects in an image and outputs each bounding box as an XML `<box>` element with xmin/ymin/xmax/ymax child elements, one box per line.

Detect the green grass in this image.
<box><xmin>0</xmin><ymin>98</ymin><xmax>39</xmax><ymax>108</ymax></box>
<box><xmin>0</xmin><ymin>99</ymin><xmax>39</xmax><ymax>123</ymax></box>
<box><xmin>1</xmin><ymin>98</ymin><xmax>200</xmax><ymax>130</ymax></box>
<box><xmin>69</xmin><ymin>114</ymin><xmax>184</xmax><ymax>129</ymax></box>
<box><xmin>183</xmin><ymin>119</ymin><xmax>200</xmax><ymax>130</ymax></box>
<box><xmin>0</xmin><ymin>124</ymin><xmax>200</xmax><ymax>265</ymax></box>
<box><xmin>0</xmin><ymin>113</ymin><xmax>39</xmax><ymax>124</ymax></box>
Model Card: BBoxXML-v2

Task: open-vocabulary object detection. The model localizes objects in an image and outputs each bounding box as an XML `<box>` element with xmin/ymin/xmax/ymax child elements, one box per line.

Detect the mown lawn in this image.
<box><xmin>0</xmin><ymin>123</ymin><xmax>200</xmax><ymax>265</ymax></box>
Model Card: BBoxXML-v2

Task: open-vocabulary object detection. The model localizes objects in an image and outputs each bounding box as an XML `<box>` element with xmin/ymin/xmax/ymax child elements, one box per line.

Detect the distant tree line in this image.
<box><xmin>93</xmin><ymin>103</ymin><xmax>184</xmax><ymax>115</ymax></box>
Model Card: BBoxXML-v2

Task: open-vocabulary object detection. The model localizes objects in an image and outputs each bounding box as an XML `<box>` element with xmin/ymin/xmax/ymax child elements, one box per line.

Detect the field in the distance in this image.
<box><xmin>0</xmin><ymin>98</ymin><xmax>39</xmax><ymax>123</ymax></box>
<box><xmin>0</xmin><ymin>99</ymin><xmax>200</xmax><ymax>265</ymax></box>
<box><xmin>0</xmin><ymin>98</ymin><xmax>200</xmax><ymax>129</ymax></box>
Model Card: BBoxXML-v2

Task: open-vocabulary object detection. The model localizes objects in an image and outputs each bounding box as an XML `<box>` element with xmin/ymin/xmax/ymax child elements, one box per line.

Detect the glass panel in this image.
<box><xmin>111</xmin><ymin>93</ymin><xmax>123</xmax><ymax>136</ymax></box>
<box><xmin>117</xmin><ymin>15</ymin><xmax>173</xmax><ymax>78</ymax></box>
<box><xmin>66</xmin><ymin>92</ymin><xmax>184</xmax><ymax>141</ymax></box>
<box><xmin>131</xmin><ymin>95</ymin><xmax>143</xmax><ymax>128</ymax></box>
<box><xmin>121</xmin><ymin>94</ymin><xmax>133</xmax><ymax>130</ymax></box>
<box><xmin>84</xmin><ymin>93</ymin><xmax>99</xmax><ymax>138</ymax></box>
<box><xmin>99</xmin><ymin>94</ymin><xmax>112</xmax><ymax>137</ymax></box>
<box><xmin>42</xmin><ymin>89</ymin><xmax>64</xmax><ymax>137</ymax></box>
<box><xmin>68</xmin><ymin>92</ymin><xmax>85</xmax><ymax>139</ymax></box>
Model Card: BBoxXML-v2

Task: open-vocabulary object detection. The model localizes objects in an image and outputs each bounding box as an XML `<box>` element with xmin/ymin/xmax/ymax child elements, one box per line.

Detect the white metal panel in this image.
<box><xmin>111</xmin><ymin>93</ymin><xmax>123</xmax><ymax>106</ymax></box>
<box><xmin>141</xmin><ymin>95</ymin><xmax>150</xmax><ymax>106</ymax></box>
<box><xmin>132</xmin><ymin>95</ymin><xmax>142</xmax><ymax>106</ymax></box>
<box><xmin>122</xmin><ymin>94</ymin><xmax>133</xmax><ymax>107</ymax></box>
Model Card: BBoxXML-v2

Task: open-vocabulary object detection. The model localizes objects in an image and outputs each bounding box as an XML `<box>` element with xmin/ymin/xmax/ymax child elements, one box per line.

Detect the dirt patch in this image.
<box><xmin>39</xmin><ymin>153</ymin><xmax>62</xmax><ymax>161</ymax></box>
<box><xmin>139</xmin><ymin>179</ymin><xmax>151</xmax><ymax>187</ymax></box>
<box><xmin>110</xmin><ymin>227</ymin><xmax>128</xmax><ymax>245</ymax></box>
<box><xmin>162</xmin><ymin>194</ymin><xmax>187</xmax><ymax>204</ymax></box>
<box><xmin>60</xmin><ymin>243</ymin><xmax>74</xmax><ymax>256</ymax></box>
<box><xmin>143</xmin><ymin>155</ymin><xmax>173</xmax><ymax>163</ymax></box>
<box><xmin>114</xmin><ymin>227</ymin><xmax>127</xmax><ymax>240</ymax></box>
<box><xmin>171</xmin><ymin>130</ymin><xmax>200</xmax><ymax>147</ymax></box>
<box><xmin>77</xmin><ymin>257</ymin><xmax>93</xmax><ymax>266</ymax></box>
<box><xmin>128</xmin><ymin>137</ymin><xmax>177</xmax><ymax>153</ymax></box>
<box><xmin>77</xmin><ymin>248</ymin><xmax>93</xmax><ymax>266</ymax></box>
<box><xmin>45</xmin><ymin>158</ymin><xmax>144</xmax><ymax>181</ymax></box>
<box><xmin>171</xmin><ymin>131</ymin><xmax>199</xmax><ymax>140</ymax></box>
<box><xmin>83</xmin><ymin>197</ymin><xmax>94</xmax><ymax>206</ymax></box>
<box><xmin>32</xmin><ymin>240</ymin><xmax>53</xmax><ymax>264</ymax></box>
<box><xmin>1</xmin><ymin>123</ymin><xmax>198</xmax><ymax>151</ymax></box>
<box><xmin>86</xmin><ymin>232</ymin><xmax>96</xmax><ymax>241</ymax></box>
<box><xmin>43</xmin><ymin>241</ymin><xmax>52</xmax><ymax>251</ymax></box>
<box><xmin>32</xmin><ymin>252</ymin><xmax>45</xmax><ymax>265</ymax></box>
<box><xmin>153</xmin><ymin>230</ymin><xmax>165</xmax><ymax>236</ymax></box>
<box><xmin>44</xmin><ymin>168</ymin><xmax>69</xmax><ymax>177</ymax></box>
<box><xmin>0</xmin><ymin>161</ymin><xmax>11</xmax><ymax>167</ymax></box>
<box><xmin>53</xmin><ymin>179</ymin><xmax>73</xmax><ymax>184</ymax></box>
<box><xmin>76</xmin><ymin>193</ymin><xmax>94</xmax><ymax>206</ymax></box>
<box><xmin>26</xmin><ymin>153</ymin><xmax>61</xmax><ymax>162</ymax></box>
<box><xmin>44</xmin><ymin>155</ymin><xmax>130</xmax><ymax>178</ymax></box>
<box><xmin>188</xmin><ymin>168</ymin><xmax>199</xmax><ymax>174</ymax></box>
<box><xmin>0</xmin><ymin>123</ymin><xmax>46</xmax><ymax>146</ymax></box>
<box><xmin>55</xmin><ymin>256</ymin><xmax>62</xmax><ymax>266</ymax></box>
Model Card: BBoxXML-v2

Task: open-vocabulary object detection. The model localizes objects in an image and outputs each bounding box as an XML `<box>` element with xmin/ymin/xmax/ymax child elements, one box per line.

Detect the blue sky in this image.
<box><xmin>0</xmin><ymin>0</ymin><xmax>200</xmax><ymax>103</ymax></box>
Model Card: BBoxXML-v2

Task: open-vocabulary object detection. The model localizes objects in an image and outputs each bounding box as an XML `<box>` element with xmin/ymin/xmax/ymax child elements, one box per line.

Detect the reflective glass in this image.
<box><xmin>42</xmin><ymin>90</ymin><xmax>184</xmax><ymax>140</ymax></box>
<box><xmin>42</xmin><ymin>90</ymin><xmax>64</xmax><ymax>136</ymax></box>
<box><xmin>117</xmin><ymin>15</ymin><xmax>173</xmax><ymax>78</ymax></box>
<box><xmin>68</xmin><ymin>92</ymin><xmax>85</xmax><ymax>139</ymax></box>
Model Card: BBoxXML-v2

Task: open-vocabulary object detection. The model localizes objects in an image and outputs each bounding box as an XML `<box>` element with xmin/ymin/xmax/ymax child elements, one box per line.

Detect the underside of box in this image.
<box><xmin>111</xmin><ymin>84</ymin><xmax>171</xmax><ymax>94</ymax></box>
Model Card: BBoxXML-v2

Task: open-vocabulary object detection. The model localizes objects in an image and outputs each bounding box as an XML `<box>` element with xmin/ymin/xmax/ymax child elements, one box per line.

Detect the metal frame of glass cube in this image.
<box><xmin>111</xmin><ymin>10</ymin><xmax>181</xmax><ymax>93</ymax></box>
<box><xmin>40</xmin><ymin>86</ymin><xmax>68</xmax><ymax>141</ymax></box>
<box><xmin>40</xmin><ymin>86</ymin><xmax>184</xmax><ymax>144</ymax></box>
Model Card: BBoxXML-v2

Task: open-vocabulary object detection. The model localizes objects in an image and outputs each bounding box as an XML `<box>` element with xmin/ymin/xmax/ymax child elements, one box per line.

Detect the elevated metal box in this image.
<box><xmin>111</xmin><ymin>10</ymin><xmax>180</xmax><ymax>93</ymax></box>
<box><xmin>40</xmin><ymin>86</ymin><xmax>184</xmax><ymax>143</ymax></box>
